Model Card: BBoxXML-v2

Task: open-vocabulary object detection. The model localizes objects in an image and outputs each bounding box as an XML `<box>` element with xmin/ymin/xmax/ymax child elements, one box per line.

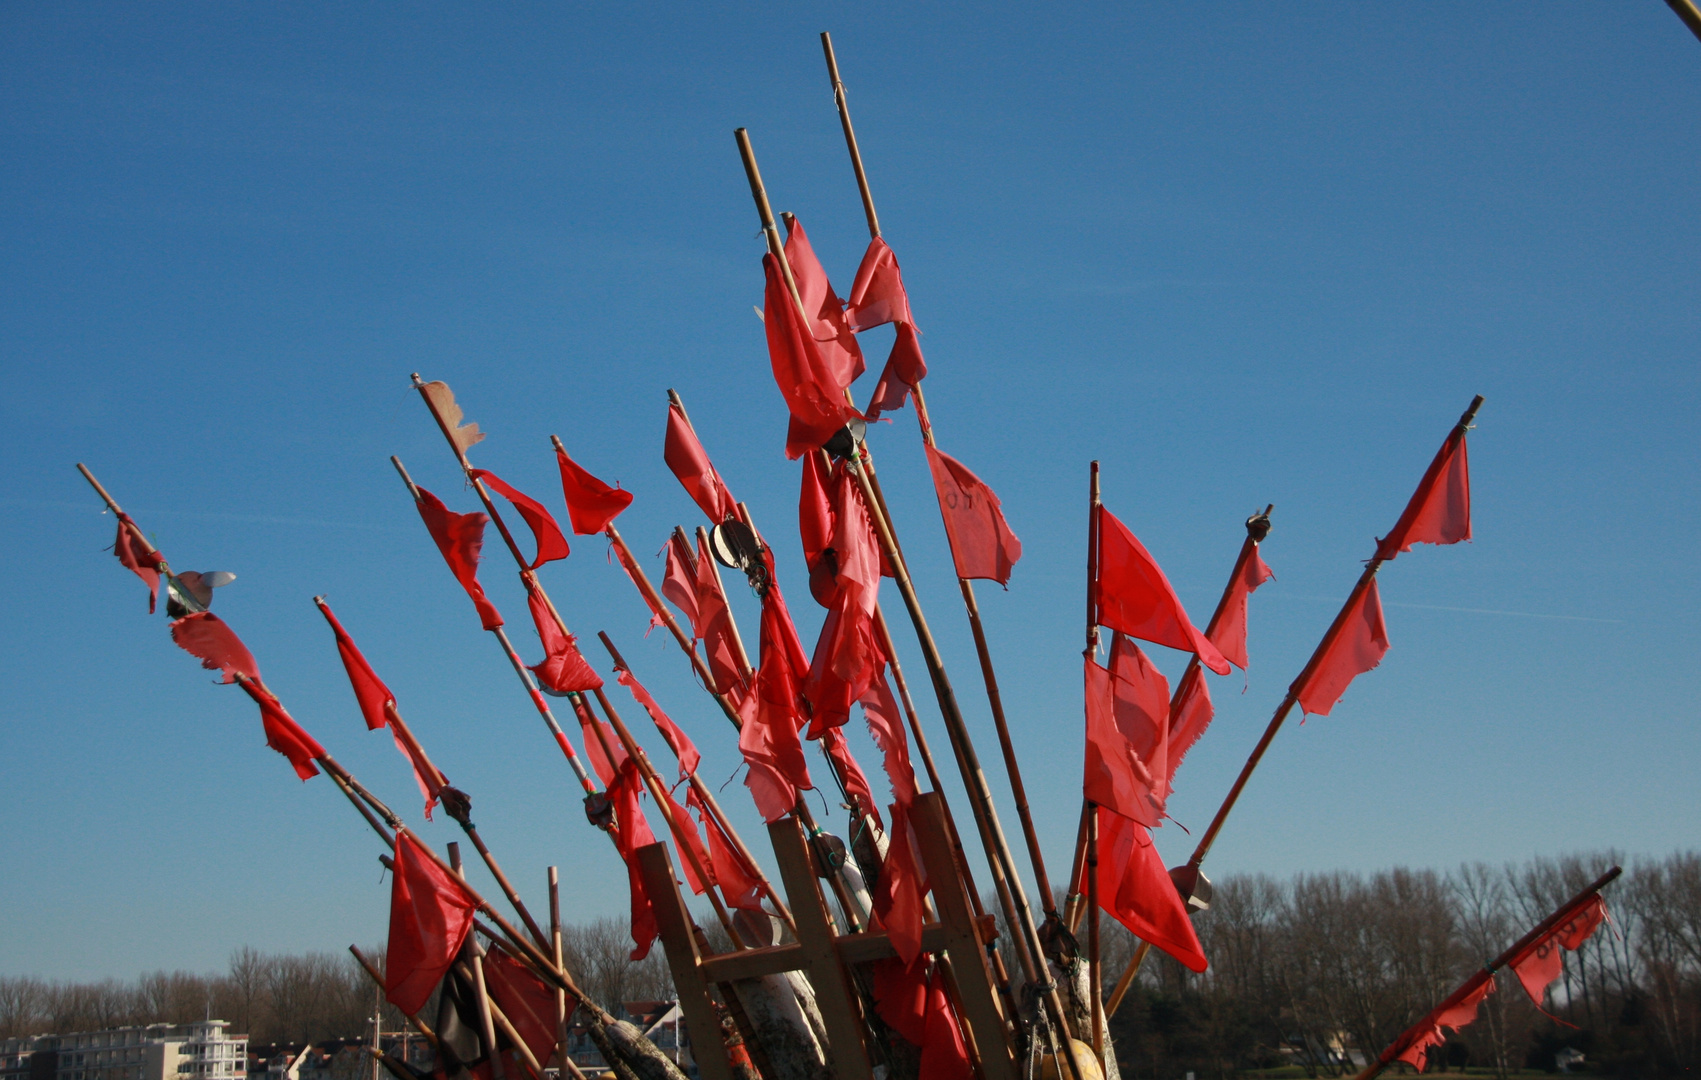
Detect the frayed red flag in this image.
<box><xmin>660</xmin><ymin>532</ymin><xmax>701</xmax><ymax>637</ymax></box>
<box><xmin>616</xmin><ymin>667</ymin><xmax>700</xmax><ymax>780</ymax></box>
<box><xmin>1294</xmin><ymin>579</ymin><xmax>1390</xmax><ymax>717</ymax></box>
<box><xmin>1396</xmin><ymin>978</ymin><xmax>1495</xmax><ymax>1069</ymax></box>
<box><xmin>694</xmin><ymin>532</ymin><xmax>750</xmax><ymax>699</ymax></box>
<box><xmin>663</xmin><ymin>403</ymin><xmax>737</xmax><ymax>524</ymax></box>
<box><xmin>480</xmin><ymin>944</ymin><xmax>560</xmax><ymax>1068</ymax></box>
<box><xmin>864</xmin><ymin>323</ymin><xmax>928</xmax><ymax>423</ymax></box>
<box><xmin>821</xmin><ymin>726</ymin><xmax>881</xmax><ymax>830</ymax></box>
<box><xmin>170</xmin><ymin>611</ymin><xmax>260</xmax><ymax>684</ymax></box>
<box><xmin>1209</xmin><ymin>547</ymin><xmax>1274</xmax><ymax>672</ymax></box>
<box><xmin>468</xmin><ymin>470</ymin><xmax>569</xmax><ymax>569</ymax></box>
<box><xmin>572</xmin><ymin>697</ymin><xmax>628</xmax><ymax>788</ymax></box>
<box><xmin>763</xmin><ymin>253</ymin><xmax>862</xmax><ymax>459</ymax></box>
<box><xmin>1166</xmin><ymin>664</ymin><xmax>1214</xmax><ymax>787</ymax></box>
<box><xmin>610</xmin><ymin>538</ymin><xmax>666</xmax><ymax>635</ymax></box>
<box><xmin>526</xmin><ymin>585</ymin><xmax>602</xmax><ymax>694</ymax></box>
<box><xmin>1378</xmin><ymin>427</ymin><xmax>1471</xmax><ymax>561</ymax></box>
<box><xmin>553</xmin><ymin>449</ymin><xmax>633</xmax><ymax>536</ymax></box>
<box><xmin>414</xmin><ymin>486</ymin><xmax>504</xmax><ymax>631</ymax></box>
<box><xmin>1511</xmin><ymin>895</ymin><xmax>1609</xmax><ymax>1010</ymax></box>
<box><xmin>783</xmin><ymin>216</ymin><xmax>865</xmax><ymax>391</ymax></box>
<box><xmin>743</xmin><ymin>566</ymin><xmax>814</xmax><ymax>821</ymax></box>
<box><xmin>385</xmin><ymin>831</ymin><xmax>480</xmax><ymax>1016</ymax></box>
<box><xmin>662</xmin><ymin>788</ymin><xmax>715</xmax><ymax>896</ymax></box>
<box><xmin>846</xmin><ymin>238</ymin><xmax>914</xmax><ymax>332</ymax></box>
<box><xmin>926</xmin><ymin>445</ymin><xmax>1021</xmax><ymax>586</ymax></box>
<box><xmin>689</xmin><ymin>786</ymin><xmax>764</xmax><ymax>911</ymax></box>
<box><xmin>802</xmin><ymin>460</ymin><xmax>883</xmax><ymax>734</ymax></box>
<box><xmin>1083</xmin><ymin>641</ymin><xmax>1168</xmax><ymax>829</ymax></box>
<box><xmin>113</xmin><ymin>514</ymin><xmax>164</xmax><ymax>613</ymax></box>
<box><xmin>608</xmin><ymin>759</ymin><xmax>660</xmax><ymax>960</ymax></box>
<box><xmin>1090</xmin><ymin>806</ymin><xmax>1207</xmax><ymax>972</ymax></box>
<box><xmin>1096</xmin><ymin>505</ymin><xmax>1230</xmax><ymax>675</ymax></box>
<box><xmin>249</xmin><ymin>684</ymin><xmax>326</xmax><ymax>781</ymax></box>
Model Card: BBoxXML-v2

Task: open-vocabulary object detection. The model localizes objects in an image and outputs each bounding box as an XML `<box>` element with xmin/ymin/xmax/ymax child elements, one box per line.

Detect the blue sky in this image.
<box><xmin>3</xmin><ymin>3</ymin><xmax>1697</xmax><ymax>981</ymax></box>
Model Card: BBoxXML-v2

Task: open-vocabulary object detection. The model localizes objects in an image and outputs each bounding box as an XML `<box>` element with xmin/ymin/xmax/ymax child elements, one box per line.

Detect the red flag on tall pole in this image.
<box><xmin>169</xmin><ymin>611</ymin><xmax>260</xmax><ymax>684</ymax></box>
<box><xmin>525</xmin><ymin>585</ymin><xmax>602</xmax><ymax>695</ymax></box>
<box><xmin>246</xmin><ymin>683</ymin><xmax>327</xmax><ymax>782</ymax></box>
<box><xmin>413</xmin><ymin>486</ymin><xmax>504</xmax><ymax>631</ymax></box>
<box><xmin>385</xmin><ymin>831</ymin><xmax>480</xmax><ymax>1016</ymax></box>
<box><xmin>113</xmin><ymin>514</ymin><xmax>165</xmax><ymax>613</ymax></box>
<box><xmin>762</xmin><ymin>253</ymin><xmax>862</xmax><ymax>459</ymax></box>
<box><xmin>1510</xmin><ymin>894</ymin><xmax>1610</xmax><ymax>1010</ymax></box>
<box><xmin>1095</xmin><ymin>505</ymin><xmax>1231</xmax><ymax>675</ymax></box>
<box><xmin>925</xmin><ymin>445</ymin><xmax>1022</xmax><ymax>586</ymax></box>
<box><xmin>467</xmin><ymin>470</ymin><xmax>570</xmax><ymax>569</ymax></box>
<box><xmin>783</xmin><ymin>216</ymin><xmax>865</xmax><ymax>390</ymax></box>
<box><xmin>1089</xmin><ymin>806</ymin><xmax>1207</xmax><ymax>972</ymax></box>
<box><xmin>552</xmin><ymin>449</ymin><xmax>634</xmax><ymax>536</ymax></box>
<box><xmin>663</xmin><ymin>403</ymin><xmax>737</xmax><ymax>524</ymax></box>
<box><xmin>1294</xmin><ymin>579</ymin><xmax>1390</xmax><ymax>717</ymax></box>
<box><xmin>1377</xmin><ymin>424</ymin><xmax>1472</xmax><ymax>560</ymax></box>
<box><xmin>844</xmin><ymin>237</ymin><xmax>928</xmax><ymax>421</ymax></box>
<box><xmin>1208</xmin><ymin>546</ymin><xmax>1275</xmax><ymax>672</ymax></box>
<box><xmin>1395</xmin><ymin>979</ymin><xmax>1496</xmax><ymax>1069</ymax></box>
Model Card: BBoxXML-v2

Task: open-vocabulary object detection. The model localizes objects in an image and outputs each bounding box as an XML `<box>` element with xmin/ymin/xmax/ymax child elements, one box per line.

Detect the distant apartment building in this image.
<box><xmin>1</xmin><ymin>1022</ymin><xmax>247</xmax><ymax>1080</ymax></box>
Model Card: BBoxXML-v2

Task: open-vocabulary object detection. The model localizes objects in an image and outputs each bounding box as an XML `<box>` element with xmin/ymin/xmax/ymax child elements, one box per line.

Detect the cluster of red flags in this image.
<box><xmin>760</xmin><ymin>217</ymin><xmax>929</xmax><ymax>457</ymax></box>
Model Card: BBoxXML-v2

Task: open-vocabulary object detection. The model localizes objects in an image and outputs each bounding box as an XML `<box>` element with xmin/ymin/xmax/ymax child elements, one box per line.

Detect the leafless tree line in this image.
<box><xmin>1106</xmin><ymin>851</ymin><xmax>1701</xmax><ymax>1078</ymax></box>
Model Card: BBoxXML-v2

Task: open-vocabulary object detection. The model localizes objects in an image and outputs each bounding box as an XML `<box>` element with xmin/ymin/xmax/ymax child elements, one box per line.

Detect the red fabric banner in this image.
<box><xmin>925</xmin><ymin>444</ymin><xmax>1022</xmax><ymax>586</ymax></box>
<box><xmin>384</xmin><ymin>831</ymin><xmax>479</xmax><ymax>1016</ymax></box>
<box><xmin>821</xmin><ymin>726</ymin><xmax>881</xmax><ymax>829</ymax></box>
<box><xmin>803</xmin><ymin>460</ymin><xmax>883</xmax><ymax>734</ymax></box>
<box><xmin>799</xmin><ymin>452</ymin><xmax>834</xmax><ymax>587</ymax></box>
<box><xmin>689</xmin><ymin>786</ymin><xmax>764</xmax><ymax>911</ymax></box>
<box><xmin>552</xmin><ymin>450</ymin><xmax>634</xmax><ymax>536</ymax></box>
<box><xmin>1083</xmin><ymin>635</ymin><xmax>1170</xmax><ymax>828</ymax></box>
<box><xmin>468</xmin><ymin>469</ymin><xmax>569</xmax><ymax>569</ymax></box>
<box><xmin>574</xmin><ymin>696</ymin><xmax>628</xmax><ymax>789</ymax></box>
<box><xmin>1294</xmin><ymin>578</ymin><xmax>1390</xmax><ymax>717</ymax></box>
<box><xmin>616</xmin><ymin>667</ymin><xmax>700</xmax><ymax>780</ymax></box>
<box><xmin>250</xmin><ymin>685</ymin><xmax>326</xmax><ymax>781</ymax></box>
<box><xmin>414</xmin><ymin>486</ymin><xmax>504</xmax><ymax>630</ymax></box>
<box><xmin>1096</xmin><ymin>506</ymin><xmax>1230</xmax><ymax>675</ymax></box>
<box><xmin>608</xmin><ymin>760</ymin><xmax>660</xmax><ymax>960</ymax></box>
<box><xmin>783</xmin><ymin>217</ymin><xmax>865</xmax><ymax>391</ymax></box>
<box><xmin>1377</xmin><ymin>430</ymin><xmax>1472</xmax><ymax>561</ymax></box>
<box><xmin>693</xmin><ymin>531</ymin><xmax>749</xmax><ymax>700</ymax></box>
<box><xmin>861</xmin><ymin>665</ymin><xmax>917</xmax><ymax>809</ymax></box>
<box><xmin>526</xmin><ymin>585</ymin><xmax>602</xmax><ymax>694</ymax></box>
<box><xmin>661</xmin><ymin>788</ymin><xmax>715</xmax><ymax>896</ymax></box>
<box><xmin>874</xmin><ymin>805</ymin><xmax>930</xmax><ymax>965</ymax></box>
<box><xmin>1511</xmin><ymin>895</ymin><xmax>1609</xmax><ymax>1009</ymax></box>
<box><xmin>1209</xmin><ymin>547</ymin><xmax>1275</xmax><ymax>672</ymax></box>
<box><xmin>845</xmin><ymin>238</ymin><xmax>915</xmax><ymax>332</ymax></box>
<box><xmin>660</xmin><ymin>532</ymin><xmax>701</xmax><ymax>637</ymax></box>
<box><xmin>663</xmin><ymin>403</ymin><xmax>737</xmax><ymax>524</ymax></box>
<box><xmin>863</xmin><ymin>323</ymin><xmax>928</xmax><ymax>423</ymax></box>
<box><xmin>113</xmin><ymin>515</ymin><xmax>164</xmax><ymax>613</ymax></box>
<box><xmin>1166</xmin><ymin>664</ymin><xmax>1214</xmax><ymax>787</ymax></box>
<box><xmin>1396</xmin><ymin>977</ymin><xmax>1495</xmax><ymax>1069</ymax></box>
<box><xmin>170</xmin><ymin>611</ymin><xmax>260</xmax><ymax>684</ymax></box>
<box><xmin>480</xmin><ymin>945</ymin><xmax>560</xmax><ymax>1068</ymax></box>
<box><xmin>763</xmin><ymin>253</ymin><xmax>862</xmax><ymax>459</ymax></box>
<box><xmin>743</xmin><ymin>568</ymin><xmax>815</xmax><ymax>821</ymax></box>
<box><xmin>1090</xmin><ymin>806</ymin><xmax>1208</xmax><ymax>972</ymax></box>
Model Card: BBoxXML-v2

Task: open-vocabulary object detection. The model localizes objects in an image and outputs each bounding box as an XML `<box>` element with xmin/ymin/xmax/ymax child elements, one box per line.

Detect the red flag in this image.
<box><xmin>1377</xmin><ymin>428</ymin><xmax>1472</xmax><ymax>561</ymax></box>
<box><xmin>1096</xmin><ymin>506</ymin><xmax>1230</xmax><ymax>675</ymax></box>
<box><xmin>1395</xmin><ymin>980</ymin><xmax>1493</xmax><ymax>1068</ymax></box>
<box><xmin>576</xmin><ymin>698</ymin><xmax>628</xmax><ymax>789</ymax></box>
<box><xmin>925</xmin><ymin>445</ymin><xmax>1022</xmax><ymax>586</ymax></box>
<box><xmin>170</xmin><ymin>611</ymin><xmax>260</xmax><ymax>684</ymax></box>
<box><xmin>1511</xmin><ymin>895</ymin><xmax>1609</xmax><ymax>1009</ymax></box>
<box><xmin>553</xmin><ymin>449</ymin><xmax>634</xmax><ymax>536</ymax></box>
<box><xmin>693</xmin><ymin>531</ymin><xmax>749</xmax><ymax>699</ymax></box>
<box><xmin>414</xmin><ymin>486</ymin><xmax>504</xmax><ymax>631</ymax></box>
<box><xmin>1083</xmin><ymin>636</ymin><xmax>1169</xmax><ymax>828</ymax></box>
<box><xmin>763</xmin><ymin>254</ymin><xmax>862</xmax><ymax>459</ymax></box>
<box><xmin>317</xmin><ymin>601</ymin><xmax>442</xmax><ymax>818</ymax></box>
<box><xmin>385</xmin><ymin>831</ymin><xmax>479</xmax><ymax>1016</ymax></box>
<box><xmin>480</xmin><ymin>945</ymin><xmax>560</xmax><ymax>1068</ymax></box>
<box><xmin>803</xmin><ymin>462</ymin><xmax>883</xmax><ymax>735</ymax></box>
<box><xmin>798</xmin><ymin>452</ymin><xmax>834</xmax><ymax>589</ymax></box>
<box><xmin>113</xmin><ymin>515</ymin><xmax>164</xmax><ymax>613</ymax></box>
<box><xmin>861</xmin><ymin>665</ymin><xmax>918</xmax><ymax>809</ymax></box>
<box><xmin>1090</xmin><ymin>807</ymin><xmax>1207</xmax><ymax>972</ymax></box>
<box><xmin>845</xmin><ymin>238</ymin><xmax>914</xmax><ymax>332</ymax></box>
<box><xmin>616</xmin><ymin>667</ymin><xmax>700</xmax><ymax>780</ymax></box>
<box><xmin>821</xmin><ymin>726</ymin><xmax>881</xmax><ymax>829</ymax></box>
<box><xmin>874</xmin><ymin>806</ymin><xmax>930</xmax><ymax>965</ymax></box>
<box><xmin>1294</xmin><ymin>579</ymin><xmax>1390</xmax><ymax>717</ymax></box>
<box><xmin>1166</xmin><ymin>664</ymin><xmax>1214</xmax><ymax>787</ymax></box>
<box><xmin>689</xmin><ymin>786</ymin><xmax>764</xmax><ymax>911</ymax></box>
<box><xmin>249</xmin><ymin>684</ymin><xmax>327</xmax><ymax>781</ymax></box>
<box><xmin>919</xmin><ymin>970</ymin><xmax>973</xmax><ymax>1080</ymax></box>
<box><xmin>1396</xmin><ymin>978</ymin><xmax>1495</xmax><ymax>1069</ymax></box>
<box><xmin>608</xmin><ymin>759</ymin><xmax>660</xmax><ymax>960</ymax></box>
<box><xmin>468</xmin><ymin>470</ymin><xmax>569</xmax><ymax>569</ymax></box>
<box><xmin>660</xmin><ymin>533</ymin><xmax>701</xmax><ymax>637</ymax></box>
<box><xmin>783</xmin><ymin>217</ymin><xmax>865</xmax><ymax>390</ymax></box>
<box><xmin>661</xmin><ymin>788</ymin><xmax>716</xmax><ymax>896</ymax></box>
<box><xmin>743</xmin><ymin>569</ymin><xmax>814</xmax><ymax>821</ymax></box>
<box><xmin>526</xmin><ymin>586</ymin><xmax>602</xmax><ymax>694</ymax></box>
<box><xmin>663</xmin><ymin>403</ymin><xmax>737</xmax><ymax>523</ymax></box>
<box><xmin>863</xmin><ymin>323</ymin><xmax>928</xmax><ymax>423</ymax></box>
<box><xmin>1209</xmin><ymin>547</ymin><xmax>1274</xmax><ymax>672</ymax></box>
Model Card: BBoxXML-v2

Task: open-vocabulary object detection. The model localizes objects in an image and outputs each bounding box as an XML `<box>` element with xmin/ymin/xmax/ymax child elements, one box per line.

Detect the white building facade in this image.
<box><xmin>2</xmin><ymin>1022</ymin><xmax>246</xmax><ymax>1080</ymax></box>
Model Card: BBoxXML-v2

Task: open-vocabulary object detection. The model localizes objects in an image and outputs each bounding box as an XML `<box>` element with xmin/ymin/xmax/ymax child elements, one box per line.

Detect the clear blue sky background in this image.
<box><xmin>3</xmin><ymin>4</ymin><xmax>1697</xmax><ymax>982</ymax></box>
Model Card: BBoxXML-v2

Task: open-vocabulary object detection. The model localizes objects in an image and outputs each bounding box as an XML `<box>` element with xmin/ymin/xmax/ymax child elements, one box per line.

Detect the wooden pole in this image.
<box><xmin>451</xmin><ymin>843</ymin><xmax>509</xmax><ymax>1080</ymax></box>
<box><xmin>348</xmin><ymin>946</ymin><xmax>446</xmax><ymax>1059</ymax></box>
<box><xmin>1086</xmin><ymin>804</ymin><xmax>1102</xmax><ymax>1061</ymax></box>
<box><xmin>820</xmin><ymin>32</ymin><xmax>881</xmax><ymax>240</ymax></box>
<box><xmin>1355</xmin><ymin>866</ymin><xmax>1622</xmax><ymax>1080</ymax></box>
<box><xmin>1665</xmin><ymin>0</ymin><xmax>1701</xmax><ymax>44</ymax></box>
<box><xmin>389</xmin><ymin>454</ymin><xmax>600</xmax><ymax>797</ymax></box>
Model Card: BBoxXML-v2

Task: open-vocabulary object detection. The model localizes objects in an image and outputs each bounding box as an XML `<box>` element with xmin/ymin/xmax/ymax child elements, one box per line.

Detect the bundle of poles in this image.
<box><xmin>75</xmin><ymin>31</ymin><xmax>1592</xmax><ymax>1080</ymax></box>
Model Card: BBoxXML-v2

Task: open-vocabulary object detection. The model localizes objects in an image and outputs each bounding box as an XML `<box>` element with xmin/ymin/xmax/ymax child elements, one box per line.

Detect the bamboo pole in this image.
<box><xmin>735</xmin><ymin>123</ymin><xmax>1069</xmax><ymax>1070</ymax></box>
<box><xmin>1665</xmin><ymin>0</ymin><xmax>1701</xmax><ymax>44</ymax></box>
<box><xmin>451</xmin><ymin>843</ymin><xmax>509</xmax><ymax>1080</ymax></box>
<box><xmin>1086</xmin><ymin>805</ymin><xmax>1102</xmax><ymax>1061</ymax></box>
<box><xmin>1355</xmin><ymin>866</ymin><xmax>1622</xmax><ymax>1080</ymax></box>
<box><xmin>820</xmin><ymin>32</ymin><xmax>881</xmax><ymax>240</ymax></box>
<box><xmin>598</xmin><ymin>632</ymin><xmax>799</xmax><ymax>935</ymax></box>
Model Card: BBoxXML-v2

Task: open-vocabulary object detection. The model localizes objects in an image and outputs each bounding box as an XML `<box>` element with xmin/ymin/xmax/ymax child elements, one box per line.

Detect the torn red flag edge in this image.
<box><xmin>113</xmin><ymin>513</ymin><xmax>165</xmax><ymax>613</ymax></box>
<box><xmin>468</xmin><ymin>469</ymin><xmax>570</xmax><ymax>569</ymax></box>
<box><xmin>413</xmin><ymin>485</ymin><xmax>504</xmax><ymax>631</ymax></box>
